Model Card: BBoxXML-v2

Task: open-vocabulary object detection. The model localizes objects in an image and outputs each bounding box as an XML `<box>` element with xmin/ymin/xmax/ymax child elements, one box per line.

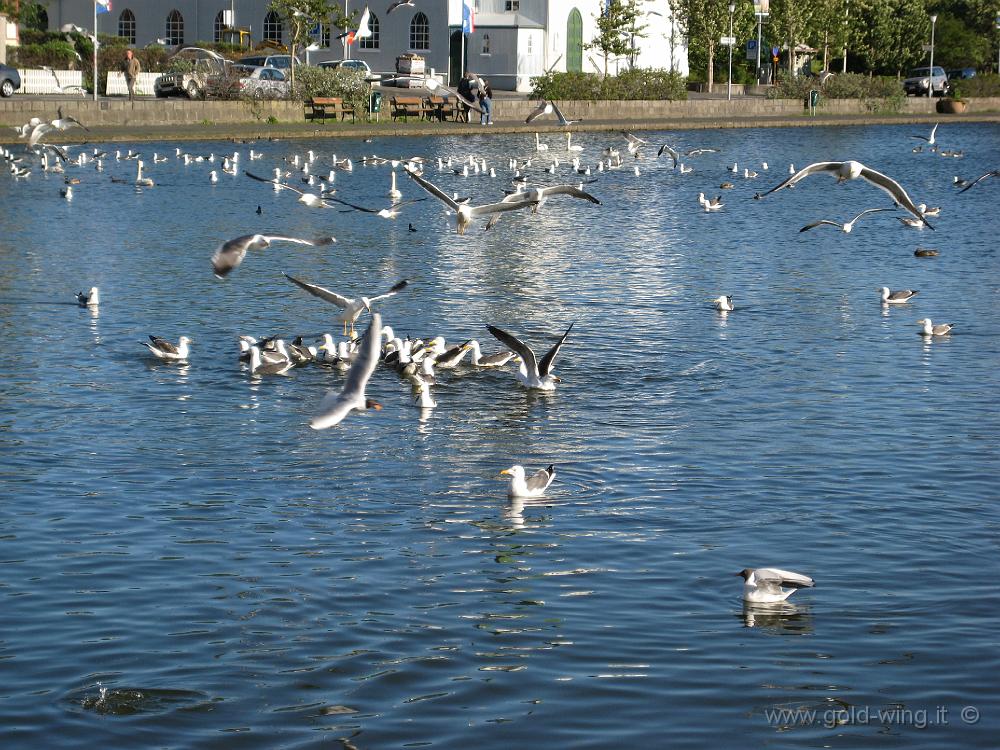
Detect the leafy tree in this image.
<box><xmin>672</xmin><ymin>0</ymin><xmax>753</xmax><ymax>91</ymax></box>
<box><xmin>850</xmin><ymin>0</ymin><xmax>928</xmax><ymax>76</ymax></box>
<box><xmin>586</xmin><ymin>0</ymin><xmax>646</xmax><ymax>77</ymax></box>
<box><xmin>768</xmin><ymin>0</ymin><xmax>818</xmax><ymax>76</ymax></box>
<box><xmin>268</xmin><ymin>0</ymin><xmax>354</xmax><ymax>88</ymax></box>
<box><xmin>930</xmin><ymin>12</ymin><xmax>993</xmax><ymax>68</ymax></box>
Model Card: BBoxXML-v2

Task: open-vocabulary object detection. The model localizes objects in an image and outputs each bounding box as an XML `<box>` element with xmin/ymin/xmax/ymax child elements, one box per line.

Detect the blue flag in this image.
<box><xmin>462</xmin><ymin>0</ymin><xmax>475</xmax><ymax>33</ymax></box>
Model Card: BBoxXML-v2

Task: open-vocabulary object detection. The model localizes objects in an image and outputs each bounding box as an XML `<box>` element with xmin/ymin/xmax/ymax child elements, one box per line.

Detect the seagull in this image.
<box><xmin>916</xmin><ymin>318</ymin><xmax>954</xmax><ymax>336</ymax></box>
<box><xmin>386</xmin><ymin>0</ymin><xmax>414</xmax><ymax>13</ymax></box>
<box><xmin>685</xmin><ymin>147</ymin><xmax>718</xmax><ymax>157</ymax></box>
<box><xmin>499</xmin><ymin>464</ymin><xmax>556</xmax><ymax>499</ymax></box>
<box><xmin>211</xmin><ymin>234</ymin><xmax>336</xmax><ymax>279</ymax></box>
<box><xmin>799</xmin><ymin>207</ymin><xmax>894</xmax><ymax>233</ymax></box>
<box><xmin>326</xmin><ymin>194</ymin><xmax>427</xmax><ymax>219</ymax></box>
<box><xmin>76</xmin><ymin>286</ymin><xmax>99</xmax><ymax>306</ymax></box>
<box><xmin>414</xmin><ymin>380</ymin><xmax>436</xmax><ymax>409</ymax></box>
<box><xmin>622</xmin><ymin>132</ymin><xmax>647</xmax><ymax>154</ymax></box>
<box><xmin>402</xmin><ymin>166</ymin><xmax>538</xmax><ymax>234</ymax></box>
<box><xmin>910</xmin><ymin>122</ymin><xmax>939</xmax><ymax>144</ymax></box>
<box><xmin>244</xmin><ymin>170</ymin><xmax>334</xmax><ymax>208</ymax></box>
<box><xmin>487</xmin><ymin>322</ymin><xmax>573</xmax><ymax>391</ymax></box>
<box><xmin>467</xmin><ymin>340</ymin><xmax>515</xmax><ymax>368</ymax></box>
<box><xmin>698</xmin><ymin>192</ymin><xmax>723</xmax><ymax>211</ymax></box>
<box><xmin>760</xmin><ymin>160</ymin><xmax>932</xmax><ymax>228</ymax></box>
<box><xmin>310</xmin><ymin>313</ymin><xmax>384</xmax><ymax>430</ymax></box>
<box><xmin>711</xmin><ymin>295</ymin><xmax>734</xmax><ymax>312</ymax></box>
<box><xmin>283</xmin><ymin>273</ymin><xmax>408</xmax><ymax>337</ymax></box>
<box><xmin>142</xmin><ymin>335</ymin><xmax>191</xmax><ymax>361</ymax></box>
<box><xmin>248</xmin><ymin>344</ymin><xmax>294</xmax><ymax>375</ymax></box>
<box><xmin>879</xmin><ymin>287</ymin><xmax>918</xmax><ymax>304</ymax></box>
<box><xmin>525</xmin><ymin>99</ymin><xmax>580</xmax><ymax>126</ymax></box>
<box><xmin>135</xmin><ymin>160</ymin><xmax>154</xmax><ymax>187</ymax></box>
<box><xmin>737</xmin><ymin>567</ymin><xmax>814</xmax><ymax>603</ymax></box>
<box><xmin>957</xmin><ymin>169</ymin><xmax>1000</xmax><ymax>193</ymax></box>
<box><xmin>657</xmin><ymin>144</ymin><xmax>679</xmax><ymax>168</ymax></box>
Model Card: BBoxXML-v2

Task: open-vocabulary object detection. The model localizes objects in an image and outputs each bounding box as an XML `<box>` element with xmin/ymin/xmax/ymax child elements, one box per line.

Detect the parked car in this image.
<box><xmin>0</xmin><ymin>63</ymin><xmax>21</xmax><ymax>97</ymax></box>
<box><xmin>154</xmin><ymin>47</ymin><xmax>228</xmax><ymax>99</ymax></box>
<box><xmin>946</xmin><ymin>67</ymin><xmax>976</xmax><ymax>81</ymax></box>
<box><xmin>903</xmin><ymin>66</ymin><xmax>949</xmax><ymax>96</ymax></box>
<box><xmin>237</xmin><ymin>54</ymin><xmax>300</xmax><ymax>70</ymax></box>
<box><xmin>318</xmin><ymin>59</ymin><xmax>379</xmax><ymax>81</ymax></box>
<box><xmin>208</xmin><ymin>65</ymin><xmax>290</xmax><ymax>99</ymax></box>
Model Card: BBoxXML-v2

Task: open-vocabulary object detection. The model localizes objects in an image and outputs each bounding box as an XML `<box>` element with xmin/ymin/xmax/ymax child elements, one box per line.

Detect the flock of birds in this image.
<box><xmin>7</xmin><ymin>107</ymin><xmax>995</xmax><ymax>602</ymax></box>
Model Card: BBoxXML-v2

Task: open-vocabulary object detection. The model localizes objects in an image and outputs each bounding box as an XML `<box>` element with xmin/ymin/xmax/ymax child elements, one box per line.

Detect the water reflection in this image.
<box><xmin>739</xmin><ymin>601</ymin><xmax>815</xmax><ymax>634</ymax></box>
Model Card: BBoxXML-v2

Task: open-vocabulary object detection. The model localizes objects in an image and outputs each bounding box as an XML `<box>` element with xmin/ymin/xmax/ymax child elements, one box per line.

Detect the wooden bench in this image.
<box><xmin>307</xmin><ymin>97</ymin><xmax>355</xmax><ymax>123</ymax></box>
<box><xmin>424</xmin><ymin>96</ymin><xmax>458</xmax><ymax>122</ymax></box>
<box><xmin>390</xmin><ymin>96</ymin><xmax>424</xmax><ymax>122</ymax></box>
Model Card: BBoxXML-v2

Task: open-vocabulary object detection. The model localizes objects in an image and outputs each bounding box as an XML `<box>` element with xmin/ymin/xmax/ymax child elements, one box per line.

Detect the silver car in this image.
<box><xmin>903</xmin><ymin>66</ymin><xmax>948</xmax><ymax>96</ymax></box>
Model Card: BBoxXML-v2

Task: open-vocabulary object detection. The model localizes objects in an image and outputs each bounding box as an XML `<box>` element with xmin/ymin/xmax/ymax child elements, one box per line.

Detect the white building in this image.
<box><xmin>45</xmin><ymin>0</ymin><xmax>687</xmax><ymax>90</ymax></box>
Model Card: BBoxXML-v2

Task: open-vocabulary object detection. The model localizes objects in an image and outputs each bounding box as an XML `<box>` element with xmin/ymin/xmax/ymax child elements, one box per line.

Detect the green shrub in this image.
<box><xmin>953</xmin><ymin>74</ymin><xmax>1000</xmax><ymax>98</ymax></box>
<box><xmin>9</xmin><ymin>40</ymin><xmax>78</xmax><ymax>69</ymax></box>
<box><xmin>766</xmin><ymin>72</ymin><xmax>905</xmax><ymax>113</ymax></box>
<box><xmin>531</xmin><ymin>69</ymin><xmax>687</xmax><ymax>101</ymax></box>
<box><xmin>291</xmin><ymin>66</ymin><xmax>371</xmax><ymax>115</ymax></box>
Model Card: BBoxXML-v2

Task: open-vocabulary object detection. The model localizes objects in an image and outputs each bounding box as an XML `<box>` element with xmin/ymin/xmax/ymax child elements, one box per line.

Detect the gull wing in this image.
<box><xmin>283</xmin><ymin>273</ymin><xmax>352</xmax><ymax>309</ymax></box>
<box><xmin>657</xmin><ymin>144</ymin><xmax>679</xmax><ymax>168</ymax></box>
<box><xmin>858</xmin><ymin>165</ymin><xmax>932</xmax><ymax>228</ymax></box>
<box><xmin>537</xmin><ymin>322</ymin><xmax>573</xmax><ymax>377</ymax></box>
<box><xmin>550</xmin><ymin>101</ymin><xmax>578</xmax><ymax>126</ymax></box>
<box><xmin>761</xmin><ymin>161</ymin><xmax>844</xmax><ymax>197</ymax></box>
<box><xmin>311</xmin><ymin>313</ymin><xmax>382</xmax><ymax>430</ymax></box>
<box><xmin>487</xmin><ymin>325</ymin><xmax>538</xmax><ymax>377</ymax></box>
<box><xmin>27</xmin><ymin>123</ymin><xmax>54</xmax><ymax>148</ymax></box>
<box><xmin>958</xmin><ymin>169</ymin><xmax>1000</xmax><ymax>193</ymax></box>
<box><xmin>622</xmin><ymin>132</ymin><xmax>647</xmax><ymax>146</ymax></box>
<box><xmin>386</xmin><ymin>0</ymin><xmax>413</xmax><ymax>13</ymax></box>
<box><xmin>525</xmin><ymin>100</ymin><xmax>552</xmax><ymax>124</ymax></box>
<box><xmin>755</xmin><ymin>568</ymin><xmax>815</xmax><ymax>589</ymax></box>
<box><xmin>537</xmin><ymin>185</ymin><xmax>601</xmax><ymax>204</ymax></box>
<box><xmin>525</xmin><ymin>465</ymin><xmax>555</xmax><ymax>492</ymax></box>
<box><xmin>325</xmin><ymin>195</ymin><xmax>380</xmax><ymax>213</ymax></box>
<box><xmin>798</xmin><ymin>220</ymin><xmax>840</xmax><ymax>233</ymax></box>
<box><xmin>148</xmin><ymin>335</ymin><xmax>178</xmax><ymax>354</ymax></box>
<box><xmin>684</xmin><ymin>147</ymin><xmax>719</xmax><ymax>156</ymax></box>
<box><xmin>368</xmin><ymin>279</ymin><xmax>409</xmax><ymax>303</ymax></box>
<box><xmin>259</xmin><ymin>234</ymin><xmax>336</xmax><ymax>248</ymax></box>
<box><xmin>849</xmin><ymin>207</ymin><xmax>895</xmax><ymax>224</ymax></box>
<box><xmin>403</xmin><ymin>167</ymin><xmax>460</xmax><ymax>211</ymax></box>
<box><xmin>245</xmin><ymin>170</ymin><xmax>308</xmax><ymax>196</ymax></box>
<box><xmin>468</xmin><ymin>198</ymin><xmax>539</xmax><ymax>217</ymax></box>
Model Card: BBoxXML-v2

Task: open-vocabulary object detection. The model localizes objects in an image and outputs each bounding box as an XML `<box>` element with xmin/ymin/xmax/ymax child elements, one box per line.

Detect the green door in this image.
<box><xmin>567</xmin><ymin>9</ymin><xmax>583</xmax><ymax>72</ymax></box>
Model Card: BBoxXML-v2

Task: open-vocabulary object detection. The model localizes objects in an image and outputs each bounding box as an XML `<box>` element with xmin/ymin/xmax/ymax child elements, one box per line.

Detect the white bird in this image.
<box><xmin>135</xmin><ymin>160</ymin><xmax>154</xmax><ymax>187</ymax></box>
<box><xmin>403</xmin><ymin>167</ymin><xmax>537</xmax><ymax>234</ymax></box>
<box><xmin>310</xmin><ymin>313</ymin><xmax>384</xmax><ymax>430</ymax></box>
<box><xmin>711</xmin><ymin>295</ymin><xmax>734</xmax><ymax>312</ymax></box>
<box><xmin>535</xmin><ymin>132</ymin><xmax>549</xmax><ymax>151</ymax></box>
<box><xmin>737</xmin><ymin>567</ymin><xmax>814</xmax><ymax>603</ymax></box>
<box><xmin>414</xmin><ymin>380</ymin><xmax>436</xmax><ymax>409</ymax></box>
<box><xmin>487</xmin><ymin>322</ymin><xmax>573</xmax><ymax>391</ymax></box>
<box><xmin>499</xmin><ymin>464</ymin><xmax>556</xmax><ymax>499</ymax></box>
<box><xmin>657</xmin><ymin>143</ymin><xmax>679</xmax><ymax>167</ymax></box>
<box><xmin>245</xmin><ymin>170</ymin><xmax>333</xmax><ymax>208</ymax></box>
<box><xmin>248</xmin><ymin>344</ymin><xmax>294</xmax><ymax>375</ymax></box>
<box><xmin>916</xmin><ymin>318</ymin><xmax>954</xmax><ymax>336</ymax></box>
<box><xmin>388</xmin><ymin>170</ymin><xmax>402</xmax><ymax>199</ymax></box>
<box><xmin>799</xmin><ymin>207</ymin><xmax>894</xmax><ymax>233</ymax></box>
<box><xmin>761</xmin><ymin>160</ymin><xmax>932</xmax><ymax>228</ymax></box>
<box><xmin>566</xmin><ymin>131</ymin><xmax>583</xmax><ymax>152</ymax></box>
<box><xmin>879</xmin><ymin>287</ymin><xmax>918</xmax><ymax>304</ymax></box>
<box><xmin>467</xmin><ymin>339</ymin><xmax>515</xmax><ymax>368</ymax></box>
<box><xmin>283</xmin><ymin>273</ymin><xmax>408</xmax><ymax>337</ymax></box>
<box><xmin>698</xmin><ymin>192</ymin><xmax>723</xmax><ymax>211</ymax></box>
<box><xmin>76</xmin><ymin>286</ymin><xmax>99</xmax><ymax>306</ymax></box>
<box><xmin>211</xmin><ymin>233</ymin><xmax>336</xmax><ymax>279</ymax></box>
<box><xmin>142</xmin><ymin>335</ymin><xmax>191</xmax><ymax>361</ymax></box>
<box><xmin>525</xmin><ymin>99</ymin><xmax>579</xmax><ymax>126</ymax></box>
<box><xmin>209</xmin><ymin>170</ymin><xmax>218</xmax><ymax>183</ymax></box>
<box><xmin>910</xmin><ymin>122</ymin><xmax>939</xmax><ymax>145</ymax></box>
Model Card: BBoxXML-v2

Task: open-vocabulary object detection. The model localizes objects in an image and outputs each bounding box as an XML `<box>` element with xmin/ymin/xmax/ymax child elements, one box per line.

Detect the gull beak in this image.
<box><xmin>365</xmin><ymin>398</ymin><xmax>383</xmax><ymax>411</ymax></box>
<box><xmin>552</xmin><ymin>376</ymin><xmax>562</xmax><ymax>383</ymax></box>
<box><xmin>499</xmin><ymin>468</ymin><xmax>512</xmax><ymax>477</ymax></box>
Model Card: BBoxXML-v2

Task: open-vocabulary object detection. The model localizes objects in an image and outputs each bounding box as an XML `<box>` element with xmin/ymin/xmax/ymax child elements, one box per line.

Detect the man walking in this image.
<box><xmin>124</xmin><ymin>49</ymin><xmax>140</xmax><ymax>101</ymax></box>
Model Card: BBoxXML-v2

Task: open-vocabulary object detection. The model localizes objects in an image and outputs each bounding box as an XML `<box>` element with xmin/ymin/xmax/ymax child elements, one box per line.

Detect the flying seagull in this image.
<box><xmin>737</xmin><ymin>567</ymin><xmax>814</xmax><ymax>603</ymax></box>
<box><xmin>958</xmin><ymin>169</ymin><xmax>1000</xmax><ymax>193</ymax></box>
<box><xmin>798</xmin><ymin>207</ymin><xmax>895</xmax><ymax>233</ymax></box>
<box><xmin>310</xmin><ymin>313</ymin><xmax>384</xmax><ymax>430</ymax></box>
<box><xmin>211</xmin><ymin>233</ymin><xmax>336</xmax><ymax>279</ymax></box>
<box><xmin>487</xmin><ymin>322</ymin><xmax>573</xmax><ymax>391</ymax></box>
<box><xmin>386</xmin><ymin>0</ymin><xmax>415</xmax><ymax>13</ymax></box>
<box><xmin>283</xmin><ymin>273</ymin><xmax>408</xmax><ymax>336</ymax></box>
<box><xmin>910</xmin><ymin>123</ymin><xmax>938</xmax><ymax>144</ymax></box>
<box><xmin>525</xmin><ymin>99</ymin><xmax>580</xmax><ymax>126</ymax></box>
<box><xmin>760</xmin><ymin>160</ymin><xmax>933</xmax><ymax>229</ymax></box>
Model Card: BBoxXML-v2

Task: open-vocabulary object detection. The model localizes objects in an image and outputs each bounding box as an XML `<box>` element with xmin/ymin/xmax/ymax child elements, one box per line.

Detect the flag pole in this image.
<box><xmin>93</xmin><ymin>0</ymin><xmax>98</xmax><ymax>101</ymax></box>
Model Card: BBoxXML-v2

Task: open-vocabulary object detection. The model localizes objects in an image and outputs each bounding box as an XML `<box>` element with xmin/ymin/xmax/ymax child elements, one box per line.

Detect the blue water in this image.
<box><xmin>1</xmin><ymin>124</ymin><xmax>998</xmax><ymax>748</ymax></box>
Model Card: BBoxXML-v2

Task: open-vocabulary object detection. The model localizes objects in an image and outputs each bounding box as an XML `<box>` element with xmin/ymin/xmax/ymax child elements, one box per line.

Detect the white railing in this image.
<box><xmin>17</xmin><ymin>68</ymin><xmax>85</xmax><ymax>94</ymax></box>
<box><xmin>105</xmin><ymin>71</ymin><xmax>158</xmax><ymax>96</ymax></box>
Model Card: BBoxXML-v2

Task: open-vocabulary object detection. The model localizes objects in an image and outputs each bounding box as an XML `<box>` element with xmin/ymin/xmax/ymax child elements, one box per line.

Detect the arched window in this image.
<box><xmin>213</xmin><ymin>10</ymin><xmax>225</xmax><ymax>42</ymax></box>
<box><xmin>481</xmin><ymin>33</ymin><xmax>490</xmax><ymax>55</ymax></box>
<box><xmin>165</xmin><ymin>9</ymin><xmax>184</xmax><ymax>46</ymax></box>
<box><xmin>566</xmin><ymin>8</ymin><xmax>583</xmax><ymax>72</ymax></box>
<box><xmin>263</xmin><ymin>10</ymin><xmax>283</xmax><ymax>44</ymax></box>
<box><xmin>409</xmin><ymin>12</ymin><xmax>429</xmax><ymax>50</ymax></box>
<box><xmin>360</xmin><ymin>12</ymin><xmax>379</xmax><ymax>49</ymax></box>
<box><xmin>118</xmin><ymin>9</ymin><xmax>136</xmax><ymax>44</ymax></box>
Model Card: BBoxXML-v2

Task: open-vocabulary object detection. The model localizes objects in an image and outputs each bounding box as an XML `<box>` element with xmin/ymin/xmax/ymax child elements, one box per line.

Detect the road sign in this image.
<box><xmin>771</xmin><ymin>46</ymin><xmax>780</xmax><ymax>57</ymax></box>
<box><xmin>921</xmin><ymin>43</ymin><xmax>933</xmax><ymax>52</ymax></box>
<box><xmin>772</xmin><ymin>55</ymin><xmax>779</xmax><ymax>63</ymax></box>
<box><xmin>746</xmin><ymin>39</ymin><xmax>758</xmax><ymax>61</ymax></box>
<box><xmin>720</xmin><ymin>36</ymin><xmax>736</xmax><ymax>46</ymax></box>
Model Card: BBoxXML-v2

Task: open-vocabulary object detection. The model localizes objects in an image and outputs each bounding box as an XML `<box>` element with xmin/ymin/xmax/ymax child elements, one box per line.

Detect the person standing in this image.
<box><xmin>456</xmin><ymin>71</ymin><xmax>474</xmax><ymax>123</ymax></box>
<box><xmin>478</xmin><ymin>78</ymin><xmax>493</xmax><ymax>125</ymax></box>
<box><xmin>124</xmin><ymin>49</ymin><xmax>140</xmax><ymax>101</ymax></box>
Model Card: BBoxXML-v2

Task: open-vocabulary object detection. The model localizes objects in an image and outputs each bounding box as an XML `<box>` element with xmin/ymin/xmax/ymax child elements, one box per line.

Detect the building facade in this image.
<box><xmin>47</xmin><ymin>0</ymin><xmax>687</xmax><ymax>90</ymax></box>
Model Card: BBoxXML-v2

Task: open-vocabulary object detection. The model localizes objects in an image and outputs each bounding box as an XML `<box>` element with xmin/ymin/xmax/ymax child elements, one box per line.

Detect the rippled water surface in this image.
<box><xmin>1</xmin><ymin>124</ymin><xmax>998</xmax><ymax>748</ymax></box>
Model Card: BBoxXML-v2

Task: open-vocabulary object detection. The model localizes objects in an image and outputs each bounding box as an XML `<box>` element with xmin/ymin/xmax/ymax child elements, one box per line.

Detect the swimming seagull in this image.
<box><xmin>737</xmin><ymin>567</ymin><xmax>814</xmax><ymax>603</ymax></box>
<box><xmin>799</xmin><ymin>207</ymin><xmax>895</xmax><ymax>233</ymax></box>
<box><xmin>711</xmin><ymin>295</ymin><xmax>734</xmax><ymax>312</ymax></box>
<box><xmin>957</xmin><ymin>169</ymin><xmax>1000</xmax><ymax>193</ymax></box>
<box><xmin>310</xmin><ymin>313</ymin><xmax>384</xmax><ymax>430</ymax></box>
<box><xmin>761</xmin><ymin>160</ymin><xmax>933</xmax><ymax>229</ymax></box>
<box><xmin>879</xmin><ymin>287</ymin><xmax>918</xmax><ymax>304</ymax></box>
<box><xmin>283</xmin><ymin>273</ymin><xmax>408</xmax><ymax>336</ymax></box>
<box><xmin>910</xmin><ymin>122</ymin><xmax>939</xmax><ymax>144</ymax></box>
<box><xmin>77</xmin><ymin>287</ymin><xmax>99</xmax><ymax>306</ymax></box>
<box><xmin>499</xmin><ymin>464</ymin><xmax>556</xmax><ymax>499</ymax></box>
<box><xmin>916</xmin><ymin>318</ymin><xmax>954</xmax><ymax>336</ymax></box>
<box><xmin>211</xmin><ymin>234</ymin><xmax>336</xmax><ymax>279</ymax></box>
<box><xmin>142</xmin><ymin>335</ymin><xmax>191</xmax><ymax>361</ymax></box>
<box><xmin>402</xmin><ymin>166</ymin><xmax>538</xmax><ymax>234</ymax></box>
<box><xmin>486</xmin><ymin>322</ymin><xmax>573</xmax><ymax>391</ymax></box>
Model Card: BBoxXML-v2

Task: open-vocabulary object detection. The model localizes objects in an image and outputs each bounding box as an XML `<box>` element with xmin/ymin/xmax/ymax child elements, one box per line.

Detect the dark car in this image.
<box><xmin>0</xmin><ymin>63</ymin><xmax>21</xmax><ymax>97</ymax></box>
<box><xmin>946</xmin><ymin>67</ymin><xmax>976</xmax><ymax>81</ymax></box>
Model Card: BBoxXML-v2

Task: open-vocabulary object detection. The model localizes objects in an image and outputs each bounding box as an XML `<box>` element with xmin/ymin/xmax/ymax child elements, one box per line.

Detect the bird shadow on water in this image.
<box><xmin>737</xmin><ymin>601</ymin><xmax>815</xmax><ymax>635</ymax></box>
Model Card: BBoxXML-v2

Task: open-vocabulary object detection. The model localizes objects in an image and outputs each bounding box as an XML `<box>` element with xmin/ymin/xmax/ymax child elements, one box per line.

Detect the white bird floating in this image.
<box><xmin>76</xmin><ymin>287</ymin><xmax>99</xmax><ymax>306</ymax></box>
<box><xmin>879</xmin><ymin>287</ymin><xmax>918</xmax><ymax>304</ymax></box>
<box><xmin>916</xmin><ymin>318</ymin><xmax>954</xmax><ymax>336</ymax></box>
<box><xmin>499</xmin><ymin>464</ymin><xmax>556</xmax><ymax>499</ymax></box>
<box><xmin>737</xmin><ymin>567</ymin><xmax>814</xmax><ymax>603</ymax></box>
<box><xmin>711</xmin><ymin>295</ymin><xmax>734</xmax><ymax>312</ymax></box>
<box><xmin>142</xmin><ymin>335</ymin><xmax>191</xmax><ymax>361</ymax></box>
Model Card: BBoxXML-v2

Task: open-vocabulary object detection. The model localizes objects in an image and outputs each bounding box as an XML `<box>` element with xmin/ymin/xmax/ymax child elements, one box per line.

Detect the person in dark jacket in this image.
<box><xmin>478</xmin><ymin>78</ymin><xmax>493</xmax><ymax>125</ymax></box>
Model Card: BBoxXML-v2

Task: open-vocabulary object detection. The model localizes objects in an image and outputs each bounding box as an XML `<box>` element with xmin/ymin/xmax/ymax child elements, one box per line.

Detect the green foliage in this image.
<box><xmin>292</xmin><ymin>66</ymin><xmax>371</xmax><ymax>114</ymax></box>
<box><xmin>9</xmin><ymin>40</ymin><xmax>79</xmax><ymax>69</ymax></box>
<box><xmin>586</xmin><ymin>0</ymin><xmax>646</xmax><ymax>76</ymax></box>
<box><xmin>671</xmin><ymin>0</ymin><xmax>755</xmax><ymax>89</ymax></box>
<box><xmin>18</xmin><ymin>2</ymin><xmax>48</xmax><ymax>32</ymax></box>
<box><xmin>766</xmin><ymin>72</ymin><xmax>905</xmax><ymax>111</ymax></box>
<box><xmin>531</xmin><ymin>69</ymin><xmax>688</xmax><ymax>100</ymax></box>
<box><xmin>931</xmin><ymin>14</ymin><xmax>992</xmax><ymax>69</ymax></box>
<box><xmin>953</xmin><ymin>74</ymin><xmax>1000</xmax><ymax>98</ymax></box>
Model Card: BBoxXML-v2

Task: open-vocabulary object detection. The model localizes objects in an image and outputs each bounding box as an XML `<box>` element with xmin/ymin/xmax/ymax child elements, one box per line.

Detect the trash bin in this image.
<box><xmin>808</xmin><ymin>89</ymin><xmax>820</xmax><ymax>114</ymax></box>
<box><xmin>370</xmin><ymin>90</ymin><xmax>382</xmax><ymax>122</ymax></box>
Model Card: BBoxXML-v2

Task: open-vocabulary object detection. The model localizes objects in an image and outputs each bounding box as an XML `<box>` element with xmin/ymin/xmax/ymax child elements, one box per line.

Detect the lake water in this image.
<box><xmin>1</xmin><ymin>123</ymin><xmax>998</xmax><ymax>749</ymax></box>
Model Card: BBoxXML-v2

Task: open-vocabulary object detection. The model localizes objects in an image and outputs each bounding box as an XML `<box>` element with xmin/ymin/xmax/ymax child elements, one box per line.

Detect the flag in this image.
<box><xmin>462</xmin><ymin>0</ymin><xmax>475</xmax><ymax>33</ymax></box>
<box><xmin>345</xmin><ymin>6</ymin><xmax>371</xmax><ymax>45</ymax></box>
<box><xmin>96</xmin><ymin>0</ymin><xmax>112</xmax><ymax>13</ymax></box>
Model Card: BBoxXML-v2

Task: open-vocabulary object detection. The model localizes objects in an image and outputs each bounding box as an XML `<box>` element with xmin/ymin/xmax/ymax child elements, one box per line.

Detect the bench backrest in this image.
<box><xmin>312</xmin><ymin>97</ymin><xmax>342</xmax><ymax>104</ymax></box>
<box><xmin>391</xmin><ymin>96</ymin><xmax>423</xmax><ymax>105</ymax></box>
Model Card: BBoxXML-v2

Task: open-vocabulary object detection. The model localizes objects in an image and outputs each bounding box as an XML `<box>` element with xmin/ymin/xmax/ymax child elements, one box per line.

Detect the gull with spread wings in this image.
<box><xmin>525</xmin><ymin>99</ymin><xmax>580</xmax><ymax>126</ymax></box>
<box><xmin>283</xmin><ymin>273</ymin><xmax>408</xmax><ymax>336</ymax></box>
<box><xmin>310</xmin><ymin>313</ymin><xmax>384</xmax><ymax>430</ymax></box>
<box><xmin>487</xmin><ymin>322</ymin><xmax>573</xmax><ymax>391</ymax></box>
<box><xmin>211</xmin><ymin>233</ymin><xmax>336</xmax><ymax>278</ymax></box>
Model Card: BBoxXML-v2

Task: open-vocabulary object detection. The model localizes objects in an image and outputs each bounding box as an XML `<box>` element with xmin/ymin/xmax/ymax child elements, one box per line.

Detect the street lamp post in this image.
<box><xmin>727</xmin><ymin>2</ymin><xmax>735</xmax><ymax>101</ymax></box>
<box><xmin>928</xmin><ymin>14</ymin><xmax>937</xmax><ymax>98</ymax></box>
<box><xmin>842</xmin><ymin>0</ymin><xmax>849</xmax><ymax>73</ymax></box>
